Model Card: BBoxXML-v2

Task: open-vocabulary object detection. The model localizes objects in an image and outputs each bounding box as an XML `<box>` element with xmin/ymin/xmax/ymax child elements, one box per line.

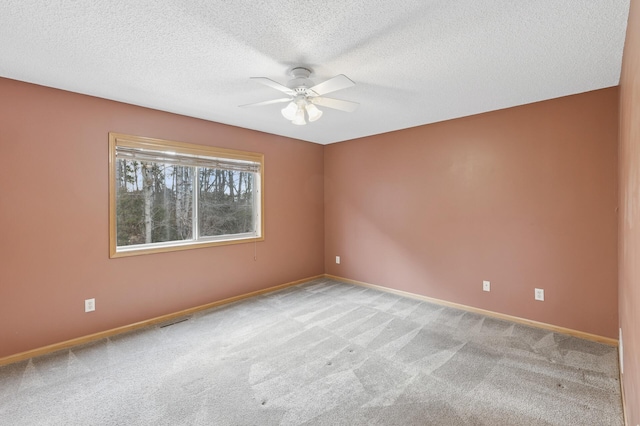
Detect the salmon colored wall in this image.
<box><xmin>325</xmin><ymin>88</ymin><xmax>619</xmax><ymax>339</ymax></box>
<box><xmin>0</xmin><ymin>77</ymin><xmax>325</xmax><ymax>359</ymax></box>
<box><xmin>619</xmin><ymin>0</ymin><xmax>640</xmax><ymax>421</ymax></box>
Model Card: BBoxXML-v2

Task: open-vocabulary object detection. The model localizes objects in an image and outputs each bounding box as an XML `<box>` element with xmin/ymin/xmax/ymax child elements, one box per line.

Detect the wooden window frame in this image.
<box><xmin>109</xmin><ymin>133</ymin><xmax>264</xmax><ymax>258</ymax></box>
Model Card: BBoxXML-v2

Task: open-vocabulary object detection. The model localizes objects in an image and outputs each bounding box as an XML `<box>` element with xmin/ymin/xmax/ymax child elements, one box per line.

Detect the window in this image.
<box><xmin>109</xmin><ymin>133</ymin><xmax>263</xmax><ymax>258</ymax></box>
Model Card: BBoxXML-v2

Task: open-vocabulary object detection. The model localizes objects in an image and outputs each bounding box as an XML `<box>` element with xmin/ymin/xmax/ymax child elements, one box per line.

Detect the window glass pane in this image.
<box><xmin>198</xmin><ymin>168</ymin><xmax>255</xmax><ymax>237</ymax></box>
<box><xmin>115</xmin><ymin>159</ymin><xmax>193</xmax><ymax>246</ymax></box>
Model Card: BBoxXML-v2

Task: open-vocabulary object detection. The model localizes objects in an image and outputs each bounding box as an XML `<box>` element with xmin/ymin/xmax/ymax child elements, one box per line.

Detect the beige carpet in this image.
<box><xmin>0</xmin><ymin>277</ymin><xmax>623</xmax><ymax>425</ymax></box>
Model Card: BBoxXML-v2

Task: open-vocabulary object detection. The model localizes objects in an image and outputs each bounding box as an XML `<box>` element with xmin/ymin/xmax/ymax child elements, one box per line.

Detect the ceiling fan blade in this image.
<box><xmin>239</xmin><ymin>98</ymin><xmax>291</xmax><ymax>108</ymax></box>
<box><xmin>311</xmin><ymin>97</ymin><xmax>359</xmax><ymax>112</ymax></box>
<box><xmin>251</xmin><ymin>77</ymin><xmax>296</xmax><ymax>95</ymax></box>
<box><xmin>309</xmin><ymin>74</ymin><xmax>355</xmax><ymax>96</ymax></box>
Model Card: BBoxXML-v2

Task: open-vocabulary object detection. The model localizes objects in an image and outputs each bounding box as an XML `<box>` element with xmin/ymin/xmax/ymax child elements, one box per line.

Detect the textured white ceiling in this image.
<box><xmin>0</xmin><ymin>1</ymin><xmax>630</xmax><ymax>144</ymax></box>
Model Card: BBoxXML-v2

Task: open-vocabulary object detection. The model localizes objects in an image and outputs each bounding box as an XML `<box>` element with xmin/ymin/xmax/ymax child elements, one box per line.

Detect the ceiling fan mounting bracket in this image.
<box><xmin>288</xmin><ymin>67</ymin><xmax>314</xmax><ymax>91</ymax></box>
<box><xmin>290</xmin><ymin>67</ymin><xmax>312</xmax><ymax>79</ymax></box>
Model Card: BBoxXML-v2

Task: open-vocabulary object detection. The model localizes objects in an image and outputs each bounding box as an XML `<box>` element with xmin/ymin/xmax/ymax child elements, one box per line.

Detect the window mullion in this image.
<box><xmin>192</xmin><ymin>167</ymin><xmax>199</xmax><ymax>240</ymax></box>
<box><xmin>253</xmin><ymin>173</ymin><xmax>260</xmax><ymax>236</ymax></box>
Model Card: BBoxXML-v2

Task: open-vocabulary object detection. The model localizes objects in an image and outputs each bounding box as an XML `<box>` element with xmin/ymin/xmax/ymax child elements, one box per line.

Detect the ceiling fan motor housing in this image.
<box><xmin>288</xmin><ymin>67</ymin><xmax>314</xmax><ymax>91</ymax></box>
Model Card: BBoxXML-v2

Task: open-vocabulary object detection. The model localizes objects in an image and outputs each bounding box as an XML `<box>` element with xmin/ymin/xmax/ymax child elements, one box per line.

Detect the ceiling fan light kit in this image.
<box><xmin>292</xmin><ymin>105</ymin><xmax>306</xmax><ymax>125</ymax></box>
<box><xmin>242</xmin><ymin>66</ymin><xmax>358</xmax><ymax>125</ymax></box>
<box><xmin>281</xmin><ymin>101</ymin><xmax>299</xmax><ymax>121</ymax></box>
<box><xmin>305</xmin><ymin>104</ymin><xmax>323</xmax><ymax>122</ymax></box>
<box><xmin>281</xmin><ymin>97</ymin><xmax>323</xmax><ymax>126</ymax></box>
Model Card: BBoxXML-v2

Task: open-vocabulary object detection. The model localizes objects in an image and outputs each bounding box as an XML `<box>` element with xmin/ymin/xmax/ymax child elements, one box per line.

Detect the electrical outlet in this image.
<box><xmin>336</xmin><ymin>256</ymin><xmax>340</xmax><ymax>264</ymax></box>
<box><xmin>534</xmin><ymin>288</ymin><xmax>544</xmax><ymax>301</ymax></box>
<box><xmin>482</xmin><ymin>280</ymin><xmax>490</xmax><ymax>292</ymax></box>
<box><xmin>85</xmin><ymin>298</ymin><xmax>95</xmax><ymax>313</ymax></box>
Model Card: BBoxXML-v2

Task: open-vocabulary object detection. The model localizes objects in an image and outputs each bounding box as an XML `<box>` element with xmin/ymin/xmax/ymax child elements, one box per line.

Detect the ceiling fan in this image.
<box><xmin>240</xmin><ymin>67</ymin><xmax>358</xmax><ymax>125</ymax></box>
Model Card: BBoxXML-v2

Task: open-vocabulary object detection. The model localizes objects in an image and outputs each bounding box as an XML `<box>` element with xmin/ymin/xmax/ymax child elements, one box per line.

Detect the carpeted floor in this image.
<box><xmin>0</xmin><ymin>278</ymin><xmax>623</xmax><ymax>425</ymax></box>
